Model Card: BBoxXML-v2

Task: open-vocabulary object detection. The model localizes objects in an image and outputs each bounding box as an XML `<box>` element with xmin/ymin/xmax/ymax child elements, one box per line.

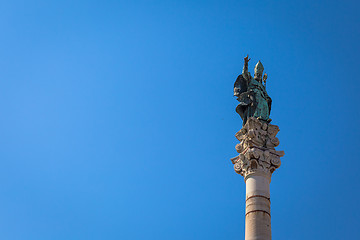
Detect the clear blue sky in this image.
<box><xmin>0</xmin><ymin>0</ymin><xmax>359</xmax><ymax>239</ymax></box>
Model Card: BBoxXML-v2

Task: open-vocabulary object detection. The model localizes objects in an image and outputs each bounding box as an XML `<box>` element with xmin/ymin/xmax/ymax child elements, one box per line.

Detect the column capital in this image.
<box><xmin>231</xmin><ymin>117</ymin><xmax>284</xmax><ymax>179</ymax></box>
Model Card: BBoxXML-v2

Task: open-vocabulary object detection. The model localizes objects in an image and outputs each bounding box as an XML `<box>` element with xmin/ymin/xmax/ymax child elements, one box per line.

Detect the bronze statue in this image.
<box><xmin>234</xmin><ymin>55</ymin><xmax>272</xmax><ymax>125</ymax></box>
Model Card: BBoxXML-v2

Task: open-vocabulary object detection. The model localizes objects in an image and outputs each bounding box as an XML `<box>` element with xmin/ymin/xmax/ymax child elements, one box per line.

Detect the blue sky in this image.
<box><xmin>0</xmin><ymin>0</ymin><xmax>359</xmax><ymax>239</ymax></box>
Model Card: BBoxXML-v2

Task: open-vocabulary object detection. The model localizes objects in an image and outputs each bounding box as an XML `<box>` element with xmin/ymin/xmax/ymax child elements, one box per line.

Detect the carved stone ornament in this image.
<box><xmin>231</xmin><ymin>117</ymin><xmax>284</xmax><ymax>179</ymax></box>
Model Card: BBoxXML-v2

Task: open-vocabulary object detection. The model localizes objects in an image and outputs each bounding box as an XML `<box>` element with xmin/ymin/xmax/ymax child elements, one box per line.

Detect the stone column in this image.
<box><xmin>231</xmin><ymin>118</ymin><xmax>284</xmax><ymax>240</ymax></box>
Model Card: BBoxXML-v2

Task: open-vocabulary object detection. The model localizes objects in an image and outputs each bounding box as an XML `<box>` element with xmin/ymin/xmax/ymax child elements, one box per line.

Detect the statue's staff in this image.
<box><xmin>263</xmin><ymin>73</ymin><xmax>268</xmax><ymax>89</ymax></box>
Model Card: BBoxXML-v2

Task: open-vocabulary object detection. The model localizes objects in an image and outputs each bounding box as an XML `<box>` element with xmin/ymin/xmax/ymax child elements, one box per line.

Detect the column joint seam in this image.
<box><xmin>245</xmin><ymin>210</ymin><xmax>271</xmax><ymax>217</ymax></box>
<box><xmin>246</xmin><ymin>195</ymin><xmax>271</xmax><ymax>202</ymax></box>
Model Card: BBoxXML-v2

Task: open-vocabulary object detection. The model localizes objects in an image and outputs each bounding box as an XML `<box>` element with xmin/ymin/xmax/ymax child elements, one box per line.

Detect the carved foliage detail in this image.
<box><xmin>231</xmin><ymin>117</ymin><xmax>284</xmax><ymax>177</ymax></box>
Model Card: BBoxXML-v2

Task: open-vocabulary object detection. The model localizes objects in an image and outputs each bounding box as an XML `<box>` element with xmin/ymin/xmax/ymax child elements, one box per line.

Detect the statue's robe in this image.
<box><xmin>234</xmin><ymin>73</ymin><xmax>272</xmax><ymax>125</ymax></box>
<box><xmin>247</xmin><ymin>77</ymin><xmax>271</xmax><ymax>121</ymax></box>
<box><xmin>234</xmin><ymin>74</ymin><xmax>251</xmax><ymax>124</ymax></box>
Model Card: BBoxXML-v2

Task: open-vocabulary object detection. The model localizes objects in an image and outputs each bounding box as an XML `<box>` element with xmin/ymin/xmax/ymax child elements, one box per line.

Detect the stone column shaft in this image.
<box><xmin>245</xmin><ymin>174</ymin><xmax>271</xmax><ymax>240</ymax></box>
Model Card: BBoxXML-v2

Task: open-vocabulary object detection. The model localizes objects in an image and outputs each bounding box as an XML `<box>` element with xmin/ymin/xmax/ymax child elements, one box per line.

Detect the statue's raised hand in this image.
<box><xmin>244</xmin><ymin>55</ymin><xmax>251</xmax><ymax>63</ymax></box>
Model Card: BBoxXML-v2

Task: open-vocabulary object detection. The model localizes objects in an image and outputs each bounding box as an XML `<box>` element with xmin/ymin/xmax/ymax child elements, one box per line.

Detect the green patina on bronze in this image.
<box><xmin>234</xmin><ymin>55</ymin><xmax>272</xmax><ymax>125</ymax></box>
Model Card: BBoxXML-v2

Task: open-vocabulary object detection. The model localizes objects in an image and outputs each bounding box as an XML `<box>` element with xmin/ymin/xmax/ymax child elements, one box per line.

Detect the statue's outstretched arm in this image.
<box><xmin>242</xmin><ymin>55</ymin><xmax>250</xmax><ymax>74</ymax></box>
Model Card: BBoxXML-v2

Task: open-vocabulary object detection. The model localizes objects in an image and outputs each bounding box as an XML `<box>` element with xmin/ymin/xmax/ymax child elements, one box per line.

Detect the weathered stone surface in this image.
<box><xmin>245</xmin><ymin>174</ymin><xmax>272</xmax><ymax>240</ymax></box>
<box><xmin>231</xmin><ymin>117</ymin><xmax>284</xmax><ymax>179</ymax></box>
